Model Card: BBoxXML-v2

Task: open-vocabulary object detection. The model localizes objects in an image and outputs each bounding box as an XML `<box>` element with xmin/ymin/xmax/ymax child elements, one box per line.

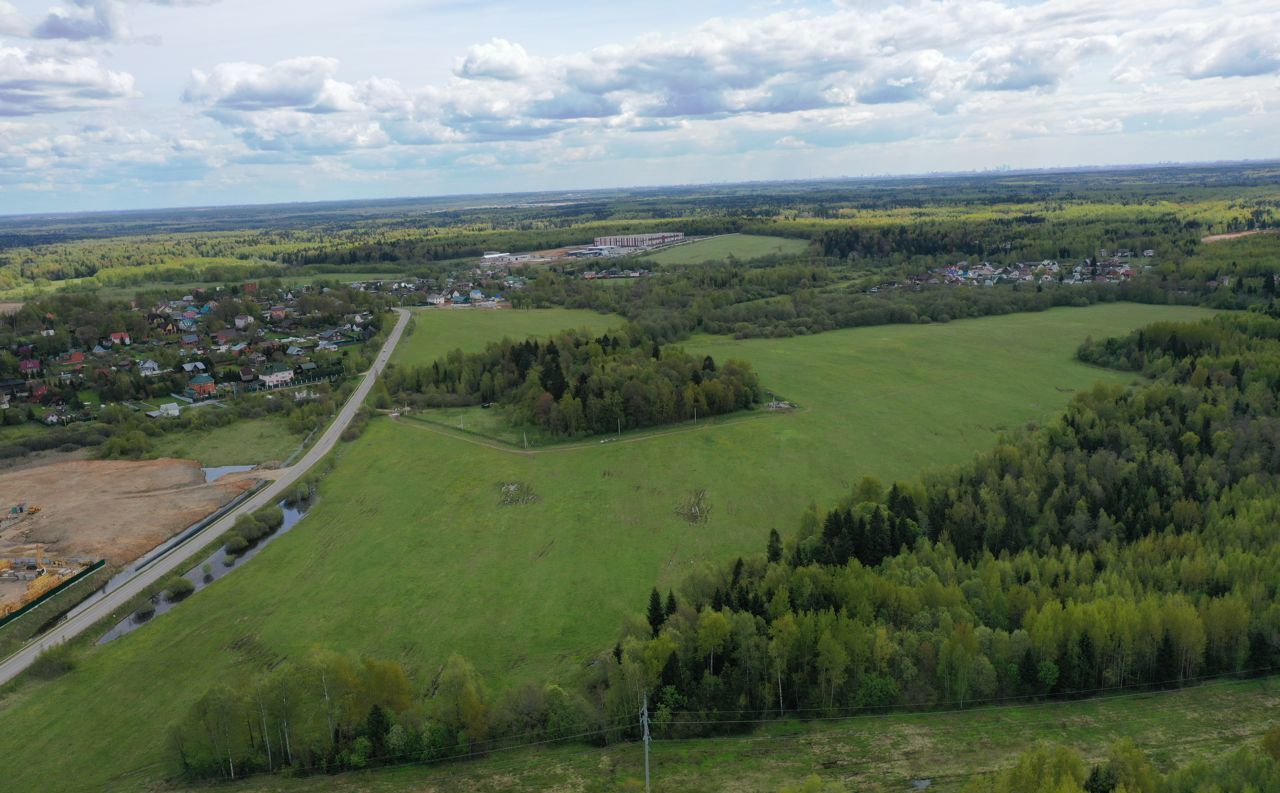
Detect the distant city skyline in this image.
<box><xmin>1</xmin><ymin>0</ymin><xmax>1277</xmax><ymax>214</ymax></box>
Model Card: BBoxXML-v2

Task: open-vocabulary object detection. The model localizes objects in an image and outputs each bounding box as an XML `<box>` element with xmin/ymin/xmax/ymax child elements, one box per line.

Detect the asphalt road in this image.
<box><xmin>0</xmin><ymin>307</ymin><xmax>410</xmax><ymax>686</ymax></box>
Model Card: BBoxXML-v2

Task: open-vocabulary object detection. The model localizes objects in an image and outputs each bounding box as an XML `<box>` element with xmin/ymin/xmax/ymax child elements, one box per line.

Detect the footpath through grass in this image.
<box><xmin>189</xmin><ymin>676</ymin><xmax>1279</xmax><ymax>793</ymax></box>
<box><xmin>643</xmin><ymin>233</ymin><xmax>811</xmax><ymax>265</ymax></box>
<box><xmin>0</xmin><ymin>303</ymin><xmax>1215</xmax><ymax>792</ymax></box>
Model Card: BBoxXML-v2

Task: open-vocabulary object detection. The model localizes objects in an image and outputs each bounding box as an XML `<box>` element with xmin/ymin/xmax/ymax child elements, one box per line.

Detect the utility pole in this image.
<box><xmin>640</xmin><ymin>691</ymin><xmax>652</xmax><ymax>793</ymax></box>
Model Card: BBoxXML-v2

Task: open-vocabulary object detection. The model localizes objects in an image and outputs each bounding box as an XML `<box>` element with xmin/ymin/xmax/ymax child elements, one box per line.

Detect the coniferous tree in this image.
<box><xmin>767</xmin><ymin>529</ymin><xmax>783</xmax><ymax>563</ymax></box>
<box><xmin>647</xmin><ymin>588</ymin><xmax>665</xmax><ymax>637</ymax></box>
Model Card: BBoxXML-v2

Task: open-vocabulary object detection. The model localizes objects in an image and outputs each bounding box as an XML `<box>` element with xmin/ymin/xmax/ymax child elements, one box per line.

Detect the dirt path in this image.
<box><xmin>1201</xmin><ymin>229</ymin><xmax>1275</xmax><ymax>244</ymax></box>
<box><xmin>390</xmin><ymin>407</ymin><xmax>795</xmax><ymax>456</ymax></box>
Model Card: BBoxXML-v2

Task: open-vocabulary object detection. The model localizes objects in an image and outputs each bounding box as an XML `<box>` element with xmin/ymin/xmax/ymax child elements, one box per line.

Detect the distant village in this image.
<box><xmin>849</xmin><ymin>248</ymin><xmax>1155</xmax><ymax>295</ymax></box>
<box><xmin>1</xmin><ymin>283</ymin><xmax>378</xmax><ymax>421</ymax></box>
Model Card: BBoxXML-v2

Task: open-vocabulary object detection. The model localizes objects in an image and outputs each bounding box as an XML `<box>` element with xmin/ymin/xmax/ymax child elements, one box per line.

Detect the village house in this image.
<box><xmin>138</xmin><ymin>359</ymin><xmax>163</xmax><ymax>377</ymax></box>
<box><xmin>185</xmin><ymin>373</ymin><xmax>217</xmax><ymax>400</ymax></box>
<box><xmin>259</xmin><ymin>363</ymin><xmax>294</xmax><ymax>388</ymax></box>
<box><xmin>234</xmin><ymin>314</ymin><xmax>254</xmax><ymax>330</ymax></box>
<box><xmin>18</xmin><ymin>359</ymin><xmax>40</xmax><ymax>377</ymax></box>
<box><xmin>108</xmin><ymin>331</ymin><xmax>131</xmax><ymax>346</ymax></box>
<box><xmin>181</xmin><ymin>361</ymin><xmax>207</xmax><ymax>374</ymax></box>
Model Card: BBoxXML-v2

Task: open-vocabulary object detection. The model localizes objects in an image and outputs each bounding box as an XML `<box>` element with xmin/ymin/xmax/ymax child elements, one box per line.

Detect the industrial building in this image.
<box><xmin>593</xmin><ymin>232</ymin><xmax>684</xmax><ymax>248</ymax></box>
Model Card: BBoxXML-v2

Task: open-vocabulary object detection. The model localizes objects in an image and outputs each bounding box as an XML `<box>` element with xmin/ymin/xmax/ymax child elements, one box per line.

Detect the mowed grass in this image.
<box><xmin>0</xmin><ymin>303</ymin><xmax>1217</xmax><ymax>791</ymax></box>
<box><xmin>391</xmin><ymin>307</ymin><xmax>619</xmax><ymax>368</ymax></box>
<box><xmin>643</xmin><ymin>233</ymin><xmax>811</xmax><ymax>265</ymax></box>
<box><xmin>179</xmin><ymin>676</ymin><xmax>1280</xmax><ymax>793</ymax></box>
<box><xmin>147</xmin><ymin>416</ymin><xmax>306</xmax><ymax>466</ymax></box>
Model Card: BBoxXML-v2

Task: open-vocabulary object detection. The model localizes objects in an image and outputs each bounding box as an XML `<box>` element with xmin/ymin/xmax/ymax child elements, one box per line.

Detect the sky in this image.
<box><xmin>0</xmin><ymin>0</ymin><xmax>1277</xmax><ymax>214</ymax></box>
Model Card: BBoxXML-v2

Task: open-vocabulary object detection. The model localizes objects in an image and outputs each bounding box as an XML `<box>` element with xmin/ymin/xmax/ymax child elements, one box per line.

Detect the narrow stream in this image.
<box><xmin>96</xmin><ymin>500</ymin><xmax>310</xmax><ymax>644</ymax></box>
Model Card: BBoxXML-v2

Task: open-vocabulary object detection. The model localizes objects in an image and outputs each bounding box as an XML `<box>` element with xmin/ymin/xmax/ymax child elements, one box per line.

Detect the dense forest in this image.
<box><xmin>382</xmin><ymin>328</ymin><xmax>763</xmax><ymax>437</ymax></box>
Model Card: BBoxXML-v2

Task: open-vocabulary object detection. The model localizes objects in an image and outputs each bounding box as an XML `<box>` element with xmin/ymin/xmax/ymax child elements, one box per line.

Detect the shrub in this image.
<box><xmin>164</xmin><ymin>577</ymin><xmax>195</xmax><ymax>602</ymax></box>
<box><xmin>224</xmin><ymin>535</ymin><xmax>249</xmax><ymax>555</ymax></box>
<box><xmin>29</xmin><ymin>642</ymin><xmax>76</xmax><ymax>679</ymax></box>
<box><xmin>134</xmin><ymin>602</ymin><xmax>156</xmax><ymax>621</ymax></box>
<box><xmin>254</xmin><ymin>504</ymin><xmax>284</xmax><ymax>532</ymax></box>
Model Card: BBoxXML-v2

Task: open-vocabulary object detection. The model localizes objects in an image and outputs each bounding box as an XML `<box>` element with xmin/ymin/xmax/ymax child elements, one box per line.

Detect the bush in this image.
<box><xmin>164</xmin><ymin>577</ymin><xmax>195</xmax><ymax>602</ymax></box>
<box><xmin>133</xmin><ymin>602</ymin><xmax>156</xmax><ymax>621</ymax></box>
<box><xmin>29</xmin><ymin>642</ymin><xmax>76</xmax><ymax>679</ymax></box>
<box><xmin>254</xmin><ymin>504</ymin><xmax>284</xmax><ymax>532</ymax></box>
<box><xmin>233</xmin><ymin>513</ymin><xmax>266</xmax><ymax>542</ymax></box>
<box><xmin>224</xmin><ymin>535</ymin><xmax>249</xmax><ymax>555</ymax></box>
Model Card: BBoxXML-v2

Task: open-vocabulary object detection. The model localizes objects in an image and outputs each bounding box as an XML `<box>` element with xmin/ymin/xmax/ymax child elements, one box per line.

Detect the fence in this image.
<box><xmin>0</xmin><ymin>559</ymin><xmax>106</xmax><ymax>630</ymax></box>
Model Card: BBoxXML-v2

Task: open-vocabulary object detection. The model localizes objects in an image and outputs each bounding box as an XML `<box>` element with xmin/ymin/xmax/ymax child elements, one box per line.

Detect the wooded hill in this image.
<box><xmin>383</xmin><ymin>328</ymin><xmax>763</xmax><ymax>438</ymax></box>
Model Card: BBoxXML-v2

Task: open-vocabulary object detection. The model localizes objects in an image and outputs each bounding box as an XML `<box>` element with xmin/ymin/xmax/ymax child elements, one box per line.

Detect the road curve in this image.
<box><xmin>0</xmin><ymin>307</ymin><xmax>411</xmax><ymax>686</ymax></box>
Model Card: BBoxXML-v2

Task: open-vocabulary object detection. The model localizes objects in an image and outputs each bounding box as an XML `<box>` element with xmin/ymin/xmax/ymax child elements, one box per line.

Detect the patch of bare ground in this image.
<box><xmin>1201</xmin><ymin>229</ymin><xmax>1275</xmax><ymax>243</ymax></box>
<box><xmin>0</xmin><ymin>458</ymin><xmax>260</xmax><ymax>567</ymax></box>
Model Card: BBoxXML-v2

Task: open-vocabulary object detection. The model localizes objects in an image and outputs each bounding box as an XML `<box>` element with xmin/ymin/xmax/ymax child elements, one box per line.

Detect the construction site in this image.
<box><xmin>0</xmin><ymin>458</ymin><xmax>263</xmax><ymax>616</ymax></box>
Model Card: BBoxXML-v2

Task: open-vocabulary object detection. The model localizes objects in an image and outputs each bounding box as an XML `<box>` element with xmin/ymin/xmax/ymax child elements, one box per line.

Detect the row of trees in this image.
<box><xmin>171</xmin><ymin>651</ymin><xmax>605</xmax><ymax>782</ymax></box>
<box><xmin>383</xmin><ymin>328</ymin><xmax>764</xmax><ymax>437</ymax></box>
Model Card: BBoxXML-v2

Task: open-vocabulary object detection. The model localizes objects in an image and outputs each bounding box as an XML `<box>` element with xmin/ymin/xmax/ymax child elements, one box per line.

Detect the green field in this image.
<box><xmin>178</xmin><ymin>676</ymin><xmax>1280</xmax><ymax>792</ymax></box>
<box><xmin>147</xmin><ymin>416</ymin><xmax>306</xmax><ymax>466</ymax></box>
<box><xmin>0</xmin><ymin>303</ymin><xmax>1216</xmax><ymax>791</ymax></box>
<box><xmin>391</xmin><ymin>307</ymin><xmax>619</xmax><ymax>367</ymax></box>
<box><xmin>643</xmin><ymin>233</ymin><xmax>811</xmax><ymax>265</ymax></box>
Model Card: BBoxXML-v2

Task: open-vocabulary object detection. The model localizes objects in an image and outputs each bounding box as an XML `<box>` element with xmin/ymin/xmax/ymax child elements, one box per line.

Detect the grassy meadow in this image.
<box><xmin>643</xmin><ymin>233</ymin><xmax>811</xmax><ymax>265</ymax></box>
<box><xmin>391</xmin><ymin>307</ymin><xmax>619</xmax><ymax>367</ymax></box>
<box><xmin>146</xmin><ymin>416</ymin><xmax>306</xmax><ymax>467</ymax></box>
<box><xmin>0</xmin><ymin>303</ymin><xmax>1217</xmax><ymax>791</ymax></box>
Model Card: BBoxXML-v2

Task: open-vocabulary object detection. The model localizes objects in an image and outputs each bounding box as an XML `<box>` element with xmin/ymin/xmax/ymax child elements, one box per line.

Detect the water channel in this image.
<box><xmin>96</xmin><ymin>499</ymin><xmax>310</xmax><ymax>644</ymax></box>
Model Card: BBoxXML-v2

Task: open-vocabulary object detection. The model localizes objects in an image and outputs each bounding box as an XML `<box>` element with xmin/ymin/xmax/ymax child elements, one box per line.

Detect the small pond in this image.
<box><xmin>202</xmin><ymin>465</ymin><xmax>256</xmax><ymax>483</ymax></box>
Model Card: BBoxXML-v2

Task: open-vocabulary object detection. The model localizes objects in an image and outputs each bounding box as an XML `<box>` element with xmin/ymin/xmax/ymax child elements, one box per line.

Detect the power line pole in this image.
<box><xmin>640</xmin><ymin>691</ymin><xmax>652</xmax><ymax>793</ymax></box>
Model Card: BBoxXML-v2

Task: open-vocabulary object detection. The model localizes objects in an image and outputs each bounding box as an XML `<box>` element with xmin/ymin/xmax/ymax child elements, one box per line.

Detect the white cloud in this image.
<box><xmin>183</xmin><ymin>56</ymin><xmax>344</xmax><ymax>111</ymax></box>
<box><xmin>454</xmin><ymin>38</ymin><xmax>538</xmax><ymax>81</ymax></box>
<box><xmin>0</xmin><ymin>43</ymin><xmax>135</xmax><ymax>115</ymax></box>
<box><xmin>32</xmin><ymin>0</ymin><xmax>129</xmax><ymax>42</ymax></box>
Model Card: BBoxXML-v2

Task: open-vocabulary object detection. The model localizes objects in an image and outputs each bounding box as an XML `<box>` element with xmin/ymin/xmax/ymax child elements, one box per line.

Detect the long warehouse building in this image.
<box><xmin>593</xmin><ymin>232</ymin><xmax>684</xmax><ymax>248</ymax></box>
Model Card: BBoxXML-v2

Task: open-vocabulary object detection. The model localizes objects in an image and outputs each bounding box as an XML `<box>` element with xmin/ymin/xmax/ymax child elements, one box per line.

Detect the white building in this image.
<box><xmin>593</xmin><ymin>232</ymin><xmax>684</xmax><ymax>248</ymax></box>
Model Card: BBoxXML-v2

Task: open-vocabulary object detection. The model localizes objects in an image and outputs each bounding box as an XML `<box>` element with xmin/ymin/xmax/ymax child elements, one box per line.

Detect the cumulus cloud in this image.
<box><xmin>183</xmin><ymin>56</ymin><xmax>345</xmax><ymax>111</ymax></box>
<box><xmin>454</xmin><ymin>38</ymin><xmax>538</xmax><ymax>81</ymax></box>
<box><xmin>1183</xmin><ymin>30</ymin><xmax>1280</xmax><ymax>79</ymax></box>
<box><xmin>32</xmin><ymin>0</ymin><xmax>128</xmax><ymax>41</ymax></box>
<box><xmin>0</xmin><ymin>43</ymin><xmax>135</xmax><ymax>115</ymax></box>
